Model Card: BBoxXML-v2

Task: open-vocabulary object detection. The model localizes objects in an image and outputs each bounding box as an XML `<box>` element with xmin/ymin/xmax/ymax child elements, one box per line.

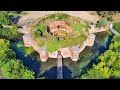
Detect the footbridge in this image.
<box><xmin>57</xmin><ymin>50</ymin><xmax>63</xmax><ymax>79</ymax></box>
<box><xmin>109</xmin><ymin>23</ymin><xmax>120</xmax><ymax>37</ymax></box>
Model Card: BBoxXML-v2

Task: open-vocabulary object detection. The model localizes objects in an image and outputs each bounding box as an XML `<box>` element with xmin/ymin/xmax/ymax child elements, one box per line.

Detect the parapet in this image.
<box><xmin>87</xmin><ymin>34</ymin><xmax>96</xmax><ymax>47</ymax></box>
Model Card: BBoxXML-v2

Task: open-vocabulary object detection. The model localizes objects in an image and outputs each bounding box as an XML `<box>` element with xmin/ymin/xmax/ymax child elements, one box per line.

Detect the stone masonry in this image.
<box><xmin>20</xmin><ymin>22</ymin><xmax>108</xmax><ymax>62</ymax></box>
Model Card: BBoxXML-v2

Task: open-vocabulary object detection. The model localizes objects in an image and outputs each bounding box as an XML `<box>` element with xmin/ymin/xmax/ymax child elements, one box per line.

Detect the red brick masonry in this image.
<box><xmin>48</xmin><ymin>21</ymin><xmax>72</xmax><ymax>33</ymax></box>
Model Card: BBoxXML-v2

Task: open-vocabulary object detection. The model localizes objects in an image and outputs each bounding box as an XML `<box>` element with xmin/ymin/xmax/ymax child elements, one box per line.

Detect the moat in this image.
<box><xmin>10</xmin><ymin>31</ymin><xmax>112</xmax><ymax>79</ymax></box>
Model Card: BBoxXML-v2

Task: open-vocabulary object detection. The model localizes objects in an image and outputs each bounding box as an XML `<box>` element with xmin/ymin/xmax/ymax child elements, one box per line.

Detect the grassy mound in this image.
<box><xmin>31</xmin><ymin>13</ymin><xmax>89</xmax><ymax>52</ymax></box>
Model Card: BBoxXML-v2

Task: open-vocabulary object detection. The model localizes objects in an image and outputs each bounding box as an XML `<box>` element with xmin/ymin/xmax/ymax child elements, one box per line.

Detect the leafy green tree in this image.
<box><xmin>97</xmin><ymin>11</ymin><xmax>120</xmax><ymax>17</ymax></box>
<box><xmin>0</xmin><ymin>25</ymin><xmax>20</xmax><ymax>40</ymax></box>
<box><xmin>0</xmin><ymin>11</ymin><xmax>11</xmax><ymax>25</ymax></box>
<box><xmin>80</xmin><ymin>36</ymin><xmax>120</xmax><ymax>79</ymax></box>
<box><xmin>96</xmin><ymin>18</ymin><xmax>108</xmax><ymax>27</ymax></box>
<box><xmin>3</xmin><ymin>59</ymin><xmax>34</xmax><ymax>79</ymax></box>
<box><xmin>107</xmin><ymin>16</ymin><xmax>113</xmax><ymax>21</ymax></box>
<box><xmin>0</xmin><ymin>38</ymin><xmax>35</xmax><ymax>79</ymax></box>
<box><xmin>113</xmin><ymin>22</ymin><xmax>120</xmax><ymax>33</ymax></box>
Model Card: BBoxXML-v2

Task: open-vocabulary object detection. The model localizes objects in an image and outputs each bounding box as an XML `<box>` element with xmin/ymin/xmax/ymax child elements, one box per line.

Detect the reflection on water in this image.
<box><xmin>42</xmin><ymin>66</ymin><xmax>72</xmax><ymax>79</ymax></box>
<box><xmin>10</xmin><ymin>31</ymin><xmax>112</xmax><ymax>79</ymax></box>
<box><xmin>10</xmin><ymin>42</ymin><xmax>41</xmax><ymax>78</ymax></box>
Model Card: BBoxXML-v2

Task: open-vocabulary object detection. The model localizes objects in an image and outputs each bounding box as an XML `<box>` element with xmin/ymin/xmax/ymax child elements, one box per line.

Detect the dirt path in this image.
<box><xmin>18</xmin><ymin>11</ymin><xmax>99</xmax><ymax>25</ymax></box>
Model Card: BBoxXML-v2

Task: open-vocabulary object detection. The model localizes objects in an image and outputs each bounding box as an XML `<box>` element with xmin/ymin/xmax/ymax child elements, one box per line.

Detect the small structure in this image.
<box><xmin>89</xmin><ymin>24</ymin><xmax>95</xmax><ymax>30</ymax></box>
<box><xmin>87</xmin><ymin>34</ymin><xmax>96</xmax><ymax>47</ymax></box>
<box><xmin>70</xmin><ymin>46</ymin><xmax>80</xmax><ymax>61</ymax></box>
<box><xmin>60</xmin><ymin>48</ymin><xmax>71</xmax><ymax>58</ymax></box>
<box><xmin>58</xmin><ymin>50</ymin><xmax>61</xmax><ymax>55</ymax></box>
<box><xmin>109</xmin><ymin>23</ymin><xmax>113</xmax><ymax>28</ymax></box>
<box><xmin>57</xmin><ymin>51</ymin><xmax>63</xmax><ymax>79</ymax></box>
<box><xmin>47</xmin><ymin>21</ymin><xmax>72</xmax><ymax>36</ymax></box>
<box><xmin>22</xmin><ymin>34</ymin><xmax>33</xmax><ymax>47</ymax></box>
<box><xmin>18</xmin><ymin>25</ymin><xmax>30</xmax><ymax>34</ymax></box>
<box><xmin>39</xmin><ymin>46</ymin><xmax>49</xmax><ymax>62</ymax></box>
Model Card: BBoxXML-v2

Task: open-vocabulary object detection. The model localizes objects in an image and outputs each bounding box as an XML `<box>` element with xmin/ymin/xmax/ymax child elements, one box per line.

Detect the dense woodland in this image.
<box><xmin>0</xmin><ymin>11</ymin><xmax>35</xmax><ymax>79</ymax></box>
<box><xmin>80</xmin><ymin>36</ymin><xmax>120</xmax><ymax>79</ymax></box>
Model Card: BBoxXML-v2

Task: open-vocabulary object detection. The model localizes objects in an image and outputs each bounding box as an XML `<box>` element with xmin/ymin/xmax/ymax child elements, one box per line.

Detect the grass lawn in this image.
<box><xmin>30</xmin><ymin>13</ymin><xmax>89</xmax><ymax>52</ymax></box>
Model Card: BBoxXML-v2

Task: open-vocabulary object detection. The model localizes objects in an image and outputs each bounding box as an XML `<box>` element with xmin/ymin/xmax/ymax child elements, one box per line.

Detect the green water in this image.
<box><xmin>10</xmin><ymin>31</ymin><xmax>112</xmax><ymax>79</ymax></box>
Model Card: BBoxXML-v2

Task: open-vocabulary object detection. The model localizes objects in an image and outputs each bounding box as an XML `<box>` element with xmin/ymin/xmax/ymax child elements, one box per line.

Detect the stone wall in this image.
<box><xmin>18</xmin><ymin>25</ymin><xmax>30</xmax><ymax>34</ymax></box>
<box><xmin>20</xmin><ymin>22</ymin><xmax>108</xmax><ymax>62</ymax></box>
<box><xmin>89</xmin><ymin>25</ymin><xmax>109</xmax><ymax>33</ymax></box>
<box><xmin>48</xmin><ymin>21</ymin><xmax>72</xmax><ymax>34</ymax></box>
<box><xmin>22</xmin><ymin>32</ymin><xmax>96</xmax><ymax>62</ymax></box>
<box><xmin>60</xmin><ymin>48</ymin><xmax>71</xmax><ymax>58</ymax></box>
<box><xmin>86</xmin><ymin>34</ymin><xmax>96</xmax><ymax>47</ymax></box>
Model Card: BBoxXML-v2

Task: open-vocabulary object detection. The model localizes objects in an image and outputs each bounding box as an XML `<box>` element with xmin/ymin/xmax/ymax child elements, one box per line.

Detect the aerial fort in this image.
<box><xmin>18</xmin><ymin>13</ymin><xmax>108</xmax><ymax>62</ymax></box>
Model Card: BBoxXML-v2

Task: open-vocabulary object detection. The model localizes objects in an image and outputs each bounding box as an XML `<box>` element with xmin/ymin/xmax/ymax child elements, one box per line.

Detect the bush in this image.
<box><xmin>25</xmin><ymin>46</ymin><xmax>34</xmax><ymax>55</ymax></box>
<box><xmin>113</xmin><ymin>22</ymin><xmax>120</xmax><ymax>33</ymax></box>
<box><xmin>107</xmin><ymin>16</ymin><xmax>113</xmax><ymax>21</ymax></box>
<box><xmin>34</xmin><ymin>31</ymin><xmax>41</xmax><ymax>38</ymax></box>
<box><xmin>96</xmin><ymin>18</ymin><xmax>108</xmax><ymax>27</ymax></box>
<box><xmin>0</xmin><ymin>25</ymin><xmax>20</xmax><ymax>40</ymax></box>
<box><xmin>97</xmin><ymin>11</ymin><xmax>120</xmax><ymax>17</ymax></box>
<box><xmin>90</xmin><ymin>11</ymin><xmax>97</xmax><ymax>15</ymax></box>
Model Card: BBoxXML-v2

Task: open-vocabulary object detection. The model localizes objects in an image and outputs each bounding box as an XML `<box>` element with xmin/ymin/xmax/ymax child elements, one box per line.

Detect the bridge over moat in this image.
<box><xmin>57</xmin><ymin>50</ymin><xmax>63</xmax><ymax>79</ymax></box>
<box><xmin>108</xmin><ymin>23</ymin><xmax>120</xmax><ymax>37</ymax></box>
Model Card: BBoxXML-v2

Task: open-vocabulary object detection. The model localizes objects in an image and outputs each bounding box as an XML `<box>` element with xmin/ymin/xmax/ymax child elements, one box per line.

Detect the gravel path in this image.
<box><xmin>18</xmin><ymin>11</ymin><xmax>99</xmax><ymax>25</ymax></box>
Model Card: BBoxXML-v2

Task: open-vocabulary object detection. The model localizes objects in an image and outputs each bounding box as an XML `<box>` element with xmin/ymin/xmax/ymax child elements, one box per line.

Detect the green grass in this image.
<box><xmin>47</xmin><ymin>37</ymin><xmax>59</xmax><ymax>52</ymax></box>
<box><xmin>46</xmin><ymin>13</ymin><xmax>69</xmax><ymax>20</ymax></box>
<box><xmin>34</xmin><ymin>31</ymin><xmax>41</xmax><ymax>38</ymax></box>
<box><xmin>85</xmin><ymin>22</ymin><xmax>89</xmax><ymax>32</ymax></box>
<box><xmin>38</xmin><ymin>41</ymin><xmax>45</xmax><ymax>47</ymax></box>
<box><xmin>72</xmin><ymin>24</ymin><xmax>83</xmax><ymax>31</ymax></box>
<box><xmin>46</xmin><ymin>34</ymin><xmax>87</xmax><ymax>52</ymax></box>
<box><xmin>25</xmin><ymin>47</ymin><xmax>34</xmax><ymax>55</ymax></box>
<box><xmin>35</xmin><ymin>25</ymin><xmax>46</xmax><ymax>32</ymax></box>
<box><xmin>32</xmin><ymin>13</ymin><xmax>88</xmax><ymax>52</ymax></box>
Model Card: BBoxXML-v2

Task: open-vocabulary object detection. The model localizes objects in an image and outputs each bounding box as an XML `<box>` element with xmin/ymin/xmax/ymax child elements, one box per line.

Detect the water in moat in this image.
<box><xmin>10</xmin><ymin>31</ymin><xmax>112</xmax><ymax>79</ymax></box>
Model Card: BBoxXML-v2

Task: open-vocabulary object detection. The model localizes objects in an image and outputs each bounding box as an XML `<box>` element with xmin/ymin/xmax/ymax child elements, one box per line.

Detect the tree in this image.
<box><xmin>0</xmin><ymin>25</ymin><xmax>19</xmax><ymax>40</ymax></box>
<box><xmin>3</xmin><ymin>59</ymin><xmax>34</xmax><ymax>79</ymax></box>
<box><xmin>96</xmin><ymin>18</ymin><xmax>108</xmax><ymax>27</ymax></box>
<box><xmin>107</xmin><ymin>16</ymin><xmax>113</xmax><ymax>21</ymax></box>
<box><xmin>97</xmin><ymin>11</ymin><xmax>120</xmax><ymax>17</ymax></box>
<box><xmin>0</xmin><ymin>11</ymin><xmax>11</xmax><ymax>25</ymax></box>
<box><xmin>113</xmin><ymin>22</ymin><xmax>120</xmax><ymax>33</ymax></box>
<box><xmin>80</xmin><ymin>36</ymin><xmax>120</xmax><ymax>79</ymax></box>
<box><xmin>0</xmin><ymin>38</ymin><xmax>35</xmax><ymax>79</ymax></box>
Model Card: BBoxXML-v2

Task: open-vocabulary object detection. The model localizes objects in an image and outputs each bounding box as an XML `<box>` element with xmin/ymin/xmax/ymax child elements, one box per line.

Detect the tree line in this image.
<box><xmin>80</xmin><ymin>35</ymin><xmax>120</xmax><ymax>79</ymax></box>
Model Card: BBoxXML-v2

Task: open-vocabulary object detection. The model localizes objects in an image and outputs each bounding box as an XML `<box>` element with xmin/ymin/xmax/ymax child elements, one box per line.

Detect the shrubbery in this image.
<box><xmin>0</xmin><ymin>38</ymin><xmax>35</xmax><ymax>79</ymax></box>
<box><xmin>113</xmin><ymin>22</ymin><xmax>120</xmax><ymax>33</ymax></box>
<box><xmin>0</xmin><ymin>25</ymin><xmax>20</xmax><ymax>40</ymax></box>
<box><xmin>80</xmin><ymin>36</ymin><xmax>120</xmax><ymax>79</ymax></box>
<box><xmin>97</xmin><ymin>11</ymin><xmax>120</xmax><ymax>17</ymax></box>
<box><xmin>96</xmin><ymin>18</ymin><xmax>108</xmax><ymax>27</ymax></box>
<box><xmin>107</xmin><ymin>16</ymin><xmax>113</xmax><ymax>21</ymax></box>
